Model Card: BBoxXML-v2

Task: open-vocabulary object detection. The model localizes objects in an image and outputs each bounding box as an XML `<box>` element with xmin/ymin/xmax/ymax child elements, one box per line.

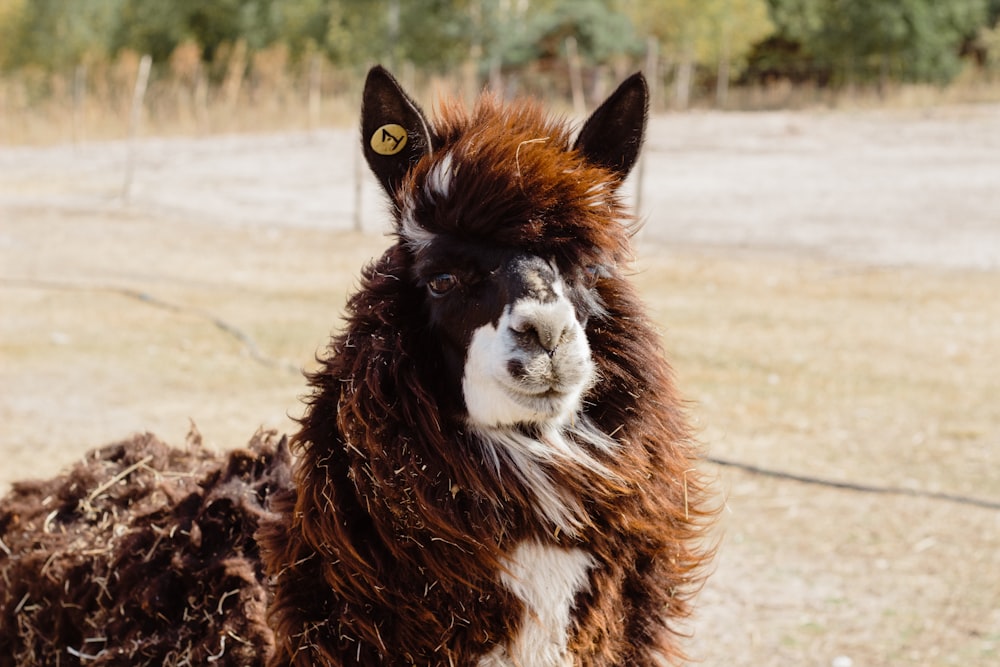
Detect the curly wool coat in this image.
<box><xmin>258</xmin><ymin>67</ymin><xmax>714</xmax><ymax>667</ymax></box>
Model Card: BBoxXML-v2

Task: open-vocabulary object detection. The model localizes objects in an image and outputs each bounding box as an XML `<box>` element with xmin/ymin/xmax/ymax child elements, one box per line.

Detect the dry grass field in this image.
<box><xmin>2</xmin><ymin>105</ymin><xmax>999</xmax><ymax>665</ymax></box>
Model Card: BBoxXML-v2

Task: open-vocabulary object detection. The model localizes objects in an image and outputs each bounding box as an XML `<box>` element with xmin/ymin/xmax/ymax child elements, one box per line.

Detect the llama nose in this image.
<box><xmin>511</xmin><ymin>311</ymin><xmax>568</xmax><ymax>356</ymax></box>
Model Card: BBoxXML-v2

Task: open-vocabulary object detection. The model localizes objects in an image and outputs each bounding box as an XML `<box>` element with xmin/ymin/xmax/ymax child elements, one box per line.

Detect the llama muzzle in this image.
<box><xmin>462</xmin><ymin>255</ymin><xmax>593</xmax><ymax>428</ymax></box>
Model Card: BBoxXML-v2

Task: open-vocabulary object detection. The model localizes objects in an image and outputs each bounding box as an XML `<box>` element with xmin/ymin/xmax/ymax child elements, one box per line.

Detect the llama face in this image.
<box><xmin>410</xmin><ymin>241</ymin><xmax>598</xmax><ymax>428</ymax></box>
<box><xmin>463</xmin><ymin>258</ymin><xmax>592</xmax><ymax>427</ymax></box>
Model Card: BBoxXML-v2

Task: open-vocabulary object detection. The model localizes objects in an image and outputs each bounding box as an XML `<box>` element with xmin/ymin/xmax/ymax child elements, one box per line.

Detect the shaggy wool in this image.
<box><xmin>0</xmin><ymin>429</ymin><xmax>289</xmax><ymax>666</ymax></box>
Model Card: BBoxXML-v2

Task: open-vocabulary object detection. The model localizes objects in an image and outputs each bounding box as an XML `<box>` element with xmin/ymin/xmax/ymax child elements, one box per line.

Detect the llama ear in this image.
<box><xmin>573</xmin><ymin>72</ymin><xmax>648</xmax><ymax>178</ymax></box>
<box><xmin>361</xmin><ymin>66</ymin><xmax>435</xmax><ymax>198</ymax></box>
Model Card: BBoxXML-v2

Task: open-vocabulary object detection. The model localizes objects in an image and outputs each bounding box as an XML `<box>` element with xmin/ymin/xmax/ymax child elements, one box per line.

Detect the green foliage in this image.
<box><xmin>765</xmin><ymin>0</ymin><xmax>823</xmax><ymax>39</ymax></box>
<box><xmin>0</xmin><ymin>0</ymin><xmax>123</xmax><ymax>71</ymax></box>
<box><xmin>113</xmin><ymin>0</ymin><xmax>187</xmax><ymax>63</ymax></box>
<box><xmin>767</xmin><ymin>0</ymin><xmax>989</xmax><ymax>84</ymax></box>
<box><xmin>114</xmin><ymin>0</ymin><xmax>285</xmax><ymax>63</ymax></box>
<box><xmin>1</xmin><ymin>0</ymin><xmax>997</xmax><ymax>90</ymax></box>
<box><xmin>0</xmin><ymin>0</ymin><xmax>27</xmax><ymax>70</ymax></box>
<box><xmin>369</xmin><ymin>0</ymin><xmax>477</xmax><ymax>69</ymax></box>
<box><xmin>623</xmin><ymin>0</ymin><xmax>774</xmax><ymax>77</ymax></box>
<box><xmin>498</xmin><ymin>0</ymin><xmax>642</xmax><ymax>67</ymax></box>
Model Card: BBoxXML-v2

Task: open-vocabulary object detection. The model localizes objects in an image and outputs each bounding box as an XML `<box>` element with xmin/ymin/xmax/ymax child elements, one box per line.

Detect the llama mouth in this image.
<box><xmin>502</xmin><ymin>383</ymin><xmax>577</xmax><ymax>416</ymax></box>
<box><xmin>498</xmin><ymin>369</ymin><xmax>574</xmax><ymax>400</ymax></box>
<box><xmin>513</xmin><ymin>386</ymin><xmax>564</xmax><ymax>402</ymax></box>
<box><xmin>489</xmin><ymin>353</ymin><xmax>594</xmax><ymax>423</ymax></box>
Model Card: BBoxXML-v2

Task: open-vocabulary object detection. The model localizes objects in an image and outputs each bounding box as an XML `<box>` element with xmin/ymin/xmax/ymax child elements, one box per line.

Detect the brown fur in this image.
<box><xmin>0</xmin><ymin>430</ymin><xmax>289</xmax><ymax>666</ymax></box>
<box><xmin>259</xmin><ymin>90</ymin><xmax>714</xmax><ymax>666</ymax></box>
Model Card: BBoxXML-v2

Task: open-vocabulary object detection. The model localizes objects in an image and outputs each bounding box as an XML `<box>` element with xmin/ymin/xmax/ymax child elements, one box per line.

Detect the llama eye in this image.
<box><xmin>427</xmin><ymin>273</ymin><xmax>458</xmax><ymax>296</ymax></box>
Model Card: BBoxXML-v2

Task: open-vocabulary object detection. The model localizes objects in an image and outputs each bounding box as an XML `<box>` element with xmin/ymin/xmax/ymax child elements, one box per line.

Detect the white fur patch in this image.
<box><xmin>478</xmin><ymin>541</ymin><xmax>595</xmax><ymax>667</ymax></box>
<box><xmin>462</xmin><ymin>287</ymin><xmax>593</xmax><ymax>428</ymax></box>
<box><xmin>399</xmin><ymin>192</ymin><xmax>436</xmax><ymax>251</ymax></box>
<box><xmin>398</xmin><ymin>151</ymin><xmax>455</xmax><ymax>250</ymax></box>
<box><xmin>425</xmin><ymin>150</ymin><xmax>455</xmax><ymax>200</ymax></box>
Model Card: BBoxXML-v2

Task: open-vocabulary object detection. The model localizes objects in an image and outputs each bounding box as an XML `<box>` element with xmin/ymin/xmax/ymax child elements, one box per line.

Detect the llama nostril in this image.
<box><xmin>511</xmin><ymin>318</ymin><xmax>565</xmax><ymax>355</ymax></box>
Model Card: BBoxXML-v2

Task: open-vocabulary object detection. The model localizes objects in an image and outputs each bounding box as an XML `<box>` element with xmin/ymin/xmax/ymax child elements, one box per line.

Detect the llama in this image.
<box><xmin>258</xmin><ymin>67</ymin><xmax>713</xmax><ymax>666</ymax></box>
<box><xmin>0</xmin><ymin>66</ymin><xmax>713</xmax><ymax>667</ymax></box>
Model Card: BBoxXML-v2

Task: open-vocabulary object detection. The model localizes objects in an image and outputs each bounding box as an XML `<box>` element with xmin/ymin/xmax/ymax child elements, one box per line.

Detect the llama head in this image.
<box><xmin>361</xmin><ymin>66</ymin><xmax>647</xmax><ymax>431</ymax></box>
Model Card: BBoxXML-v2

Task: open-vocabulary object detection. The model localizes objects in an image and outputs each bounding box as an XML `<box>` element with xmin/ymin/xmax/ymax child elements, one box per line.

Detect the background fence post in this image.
<box><xmin>72</xmin><ymin>64</ymin><xmax>87</xmax><ymax>147</ymax></box>
<box><xmin>353</xmin><ymin>141</ymin><xmax>364</xmax><ymax>233</ymax></box>
<box><xmin>635</xmin><ymin>37</ymin><xmax>659</xmax><ymax>230</ymax></box>
<box><xmin>565</xmin><ymin>36</ymin><xmax>586</xmax><ymax>117</ymax></box>
<box><xmin>122</xmin><ymin>54</ymin><xmax>152</xmax><ymax>204</ymax></box>
<box><xmin>308</xmin><ymin>54</ymin><xmax>322</xmax><ymax>131</ymax></box>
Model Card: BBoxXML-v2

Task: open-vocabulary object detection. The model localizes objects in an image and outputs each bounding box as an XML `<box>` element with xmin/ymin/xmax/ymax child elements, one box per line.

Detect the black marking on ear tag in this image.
<box><xmin>371</xmin><ymin>124</ymin><xmax>408</xmax><ymax>155</ymax></box>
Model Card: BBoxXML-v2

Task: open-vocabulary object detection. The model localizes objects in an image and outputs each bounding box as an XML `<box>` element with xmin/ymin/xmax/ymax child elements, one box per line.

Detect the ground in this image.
<box><xmin>1</xmin><ymin>104</ymin><xmax>998</xmax><ymax>666</ymax></box>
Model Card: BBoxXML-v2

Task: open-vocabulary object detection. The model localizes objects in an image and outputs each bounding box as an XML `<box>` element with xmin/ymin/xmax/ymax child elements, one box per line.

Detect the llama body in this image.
<box><xmin>259</xmin><ymin>67</ymin><xmax>712</xmax><ymax>666</ymax></box>
<box><xmin>0</xmin><ymin>67</ymin><xmax>712</xmax><ymax>667</ymax></box>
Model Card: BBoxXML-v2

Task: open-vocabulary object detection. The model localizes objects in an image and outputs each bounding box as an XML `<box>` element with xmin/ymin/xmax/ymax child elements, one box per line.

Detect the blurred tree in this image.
<box><xmin>0</xmin><ymin>0</ymin><xmax>27</xmax><ymax>70</ymax></box>
<box><xmin>709</xmin><ymin>0</ymin><xmax>774</xmax><ymax>103</ymax></box>
<box><xmin>113</xmin><ymin>0</ymin><xmax>188</xmax><ymax>63</ymax></box>
<box><xmin>459</xmin><ymin>0</ymin><xmax>645</xmax><ymax>103</ymax></box>
<box><xmin>321</xmin><ymin>0</ymin><xmax>477</xmax><ymax>70</ymax></box>
<box><xmin>114</xmin><ymin>0</ymin><xmax>286</xmax><ymax>64</ymax></box>
<box><xmin>0</xmin><ymin>0</ymin><xmax>123</xmax><ymax>71</ymax></box>
<box><xmin>622</xmin><ymin>0</ymin><xmax>773</xmax><ymax>106</ymax></box>
<box><xmin>498</xmin><ymin>0</ymin><xmax>641</xmax><ymax>67</ymax></box>
<box><xmin>271</xmin><ymin>0</ymin><xmax>333</xmax><ymax>59</ymax></box>
<box><xmin>396</xmin><ymin>0</ymin><xmax>478</xmax><ymax>68</ymax></box>
<box><xmin>766</xmin><ymin>0</ymin><xmax>989</xmax><ymax>86</ymax></box>
<box><xmin>765</xmin><ymin>0</ymin><xmax>823</xmax><ymax>40</ymax></box>
<box><xmin>2</xmin><ymin>0</ymin><xmax>996</xmax><ymax>96</ymax></box>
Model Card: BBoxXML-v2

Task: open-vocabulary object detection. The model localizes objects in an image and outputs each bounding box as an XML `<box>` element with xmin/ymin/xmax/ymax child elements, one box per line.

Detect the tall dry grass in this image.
<box><xmin>0</xmin><ymin>47</ymin><xmax>366</xmax><ymax>145</ymax></box>
<box><xmin>3</xmin><ymin>43</ymin><xmax>1000</xmax><ymax>145</ymax></box>
<box><xmin>723</xmin><ymin>66</ymin><xmax>1000</xmax><ymax>111</ymax></box>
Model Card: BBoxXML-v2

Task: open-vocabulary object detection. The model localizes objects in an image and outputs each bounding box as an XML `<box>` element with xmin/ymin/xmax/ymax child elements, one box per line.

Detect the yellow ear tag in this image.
<box><xmin>371</xmin><ymin>124</ymin><xmax>408</xmax><ymax>156</ymax></box>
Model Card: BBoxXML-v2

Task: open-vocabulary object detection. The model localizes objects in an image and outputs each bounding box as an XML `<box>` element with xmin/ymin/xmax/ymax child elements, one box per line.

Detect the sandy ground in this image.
<box><xmin>2</xmin><ymin>103</ymin><xmax>999</xmax><ymax>666</ymax></box>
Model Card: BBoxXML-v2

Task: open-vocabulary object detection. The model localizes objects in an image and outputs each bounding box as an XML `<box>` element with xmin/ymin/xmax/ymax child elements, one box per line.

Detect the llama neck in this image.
<box><xmin>469</xmin><ymin>417</ymin><xmax>620</xmax><ymax>536</ymax></box>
